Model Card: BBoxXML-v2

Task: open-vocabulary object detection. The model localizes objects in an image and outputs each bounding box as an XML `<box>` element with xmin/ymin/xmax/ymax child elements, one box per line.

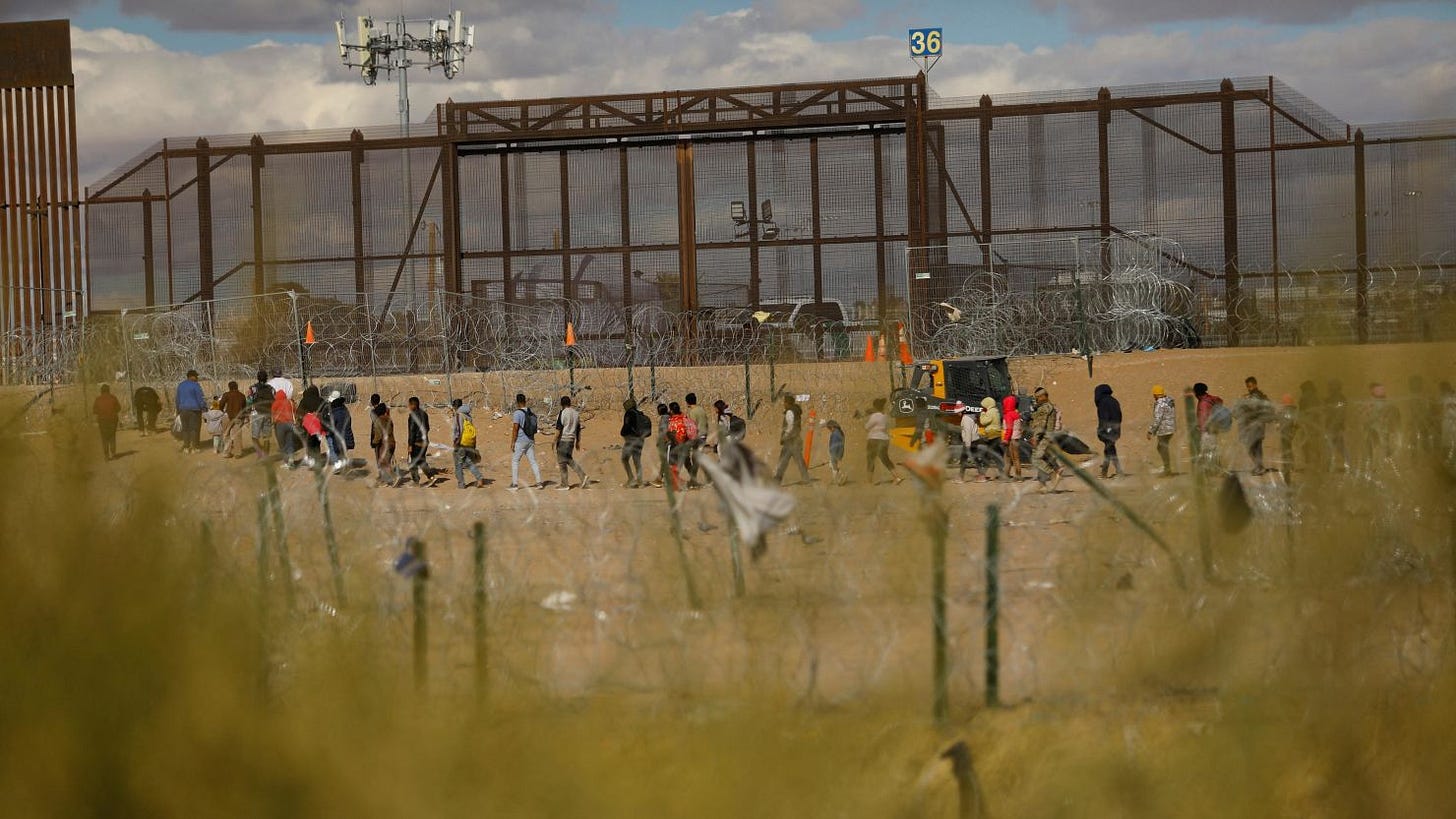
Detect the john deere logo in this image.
<box><xmin>897</xmin><ymin>397</ymin><xmax>915</xmax><ymax>415</ymax></box>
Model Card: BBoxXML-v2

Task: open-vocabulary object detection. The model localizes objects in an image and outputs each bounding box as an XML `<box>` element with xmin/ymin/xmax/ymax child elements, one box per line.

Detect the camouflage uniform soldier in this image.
<box><xmin>1027</xmin><ymin>387</ymin><xmax>1061</xmax><ymax>491</ymax></box>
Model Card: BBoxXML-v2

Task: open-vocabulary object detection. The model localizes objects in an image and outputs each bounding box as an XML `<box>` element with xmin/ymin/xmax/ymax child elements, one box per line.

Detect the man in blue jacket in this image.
<box><xmin>175</xmin><ymin>369</ymin><xmax>207</xmax><ymax>453</ymax></box>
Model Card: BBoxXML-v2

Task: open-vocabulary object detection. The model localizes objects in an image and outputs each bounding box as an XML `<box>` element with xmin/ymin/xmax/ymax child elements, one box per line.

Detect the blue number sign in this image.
<box><xmin>908</xmin><ymin>27</ymin><xmax>943</xmax><ymax>57</ymax></box>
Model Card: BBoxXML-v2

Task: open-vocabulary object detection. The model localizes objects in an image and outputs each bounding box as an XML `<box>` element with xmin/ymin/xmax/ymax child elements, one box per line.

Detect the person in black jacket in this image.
<box><xmin>619</xmin><ymin>398</ymin><xmax>650</xmax><ymax>488</ymax></box>
<box><xmin>326</xmin><ymin>391</ymin><xmax>355</xmax><ymax>472</ymax></box>
<box><xmin>133</xmin><ymin>385</ymin><xmax>161</xmax><ymax>436</ymax></box>
<box><xmin>1094</xmin><ymin>383</ymin><xmax>1123</xmax><ymax>478</ymax></box>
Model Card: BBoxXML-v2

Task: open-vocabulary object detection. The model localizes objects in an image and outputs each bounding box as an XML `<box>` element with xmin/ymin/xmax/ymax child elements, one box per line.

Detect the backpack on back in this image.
<box><xmin>251</xmin><ymin>383</ymin><xmax>274</xmax><ymax>407</ymax></box>
<box><xmin>682</xmin><ymin>414</ymin><xmax>699</xmax><ymax>443</ymax></box>
<box><xmin>1208</xmin><ymin>400</ymin><xmax>1233</xmax><ymax>433</ymax></box>
<box><xmin>668</xmin><ymin>415</ymin><xmax>690</xmax><ymax>445</ymax></box>
<box><xmin>521</xmin><ymin>408</ymin><xmax>539</xmax><ymax>438</ymax></box>
<box><xmin>632</xmin><ymin>409</ymin><xmax>653</xmax><ymax>438</ymax></box>
<box><xmin>727</xmin><ymin>414</ymin><xmax>747</xmax><ymax>437</ymax></box>
<box><xmin>460</xmin><ymin>416</ymin><xmax>478</xmax><ymax>447</ymax></box>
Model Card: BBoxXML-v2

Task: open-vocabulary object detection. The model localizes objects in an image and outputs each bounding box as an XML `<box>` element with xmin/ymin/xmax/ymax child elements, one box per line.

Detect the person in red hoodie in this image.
<box><xmin>1001</xmin><ymin>394</ymin><xmax>1022</xmax><ymax>481</ymax></box>
<box><xmin>93</xmin><ymin>384</ymin><xmax>122</xmax><ymax>461</ymax></box>
<box><xmin>1192</xmin><ymin>382</ymin><xmax>1229</xmax><ymax>473</ymax></box>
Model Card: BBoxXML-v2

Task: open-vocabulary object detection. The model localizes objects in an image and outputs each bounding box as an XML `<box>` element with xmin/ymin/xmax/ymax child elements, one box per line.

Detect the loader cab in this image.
<box><xmin>889</xmin><ymin>356</ymin><xmax>1013</xmax><ymax>451</ymax></box>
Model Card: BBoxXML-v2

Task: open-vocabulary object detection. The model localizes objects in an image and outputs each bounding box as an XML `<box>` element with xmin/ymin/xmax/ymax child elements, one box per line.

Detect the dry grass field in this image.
<box><xmin>2</xmin><ymin>342</ymin><xmax>1454</xmax><ymax>817</ymax></box>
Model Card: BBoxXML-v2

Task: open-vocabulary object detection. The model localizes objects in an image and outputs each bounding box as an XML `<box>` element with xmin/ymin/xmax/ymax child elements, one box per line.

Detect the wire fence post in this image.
<box><xmin>316</xmin><ymin>468</ymin><xmax>347</xmax><ymax>607</ymax></box>
<box><xmin>742</xmin><ymin>352</ymin><xmax>751</xmax><ymax>419</ymax></box>
<box><xmin>287</xmin><ymin>290</ymin><xmax>305</xmax><ymax>385</ymax></box>
<box><xmin>984</xmin><ymin>504</ymin><xmax>1000</xmax><ymax>708</ymax></box>
<box><xmin>472</xmin><ymin>521</ymin><xmax>488</xmax><ymax>702</ymax></box>
<box><xmin>439</xmin><ymin>295</ymin><xmax>454</xmax><ymax>401</ymax></box>
<box><xmin>1185</xmin><ymin>391</ymin><xmax>1214</xmax><ymax>580</ymax></box>
<box><xmin>205</xmin><ymin>299</ymin><xmax>223</xmax><ymax>396</ymax></box>
<box><xmin>924</xmin><ymin>489</ymin><xmax>950</xmax><ymax>726</ymax></box>
<box><xmin>410</xmin><ymin>537</ymin><xmax>429</xmax><ymax>692</ymax></box>
<box><xmin>262</xmin><ymin>465</ymin><xmax>296</xmax><ymax>614</ymax></box>
<box><xmin>365</xmin><ymin>292</ymin><xmax>380</xmax><ymax>400</ymax></box>
<box><xmin>120</xmin><ymin>310</ymin><xmax>135</xmax><ymax>418</ymax></box>
<box><xmin>255</xmin><ymin>495</ymin><xmax>271</xmax><ymax>699</ymax></box>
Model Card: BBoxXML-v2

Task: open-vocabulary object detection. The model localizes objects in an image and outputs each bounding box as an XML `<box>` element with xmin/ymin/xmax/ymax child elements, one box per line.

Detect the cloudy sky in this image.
<box><xmin>3</xmin><ymin>0</ymin><xmax>1452</xmax><ymax>186</ymax></box>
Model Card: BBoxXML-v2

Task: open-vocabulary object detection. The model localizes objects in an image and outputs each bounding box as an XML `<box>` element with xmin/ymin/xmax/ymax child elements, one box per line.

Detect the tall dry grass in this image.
<box><xmin>1</xmin><ymin>347</ymin><xmax>1454</xmax><ymax>817</ymax></box>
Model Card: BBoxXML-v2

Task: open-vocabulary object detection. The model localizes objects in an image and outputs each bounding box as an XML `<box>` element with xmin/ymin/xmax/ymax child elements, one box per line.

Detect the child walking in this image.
<box><xmin>824</xmin><ymin>419</ymin><xmax>846</xmax><ymax>485</ymax></box>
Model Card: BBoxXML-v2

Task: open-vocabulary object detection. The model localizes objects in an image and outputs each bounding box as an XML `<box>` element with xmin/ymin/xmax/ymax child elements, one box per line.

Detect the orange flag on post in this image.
<box><xmin>565</xmin><ymin>322</ymin><xmax>577</xmax><ymax>347</ymax></box>
<box><xmin>304</xmin><ymin>321</ymin><xmax>317</xmax><ymax>345</ymax></box>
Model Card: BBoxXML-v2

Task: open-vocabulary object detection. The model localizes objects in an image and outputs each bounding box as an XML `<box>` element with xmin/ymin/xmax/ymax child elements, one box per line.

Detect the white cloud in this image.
<box><xmin>1031</xmin><ymin>0</ymin><xmax>1396</xmax><ymax>29</ymax></box>
<box><xmin>71</xmin><ymin>15</ymin><xmax>1455</xmax><ymax>187</ymax></box>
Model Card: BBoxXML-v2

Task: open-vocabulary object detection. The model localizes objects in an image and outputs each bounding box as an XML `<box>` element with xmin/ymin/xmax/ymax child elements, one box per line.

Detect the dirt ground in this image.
<box><xmin>6</xmin><ymin>341</ymin><xmax>1455</xmax><ymax>816</ymax></box>
<box><xmin>26</xmin><ymin>341</ymin><xmax>1452</xmax><ymax>704</ymax></box>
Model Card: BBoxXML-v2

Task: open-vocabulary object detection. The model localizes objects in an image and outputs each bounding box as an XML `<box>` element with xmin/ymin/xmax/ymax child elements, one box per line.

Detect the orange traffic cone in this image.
<box><xmin>863</xmin><ymin>334</ymin><xmax>877</xmax><ymax>362</ymax></box>
<box><xmin>565</xmin><ymin>321</ymin><xmax>577</xmax><ymax>347</ymax></box>
<box><xmin>304</xmin><ymin>321</ymin><xmax>317</xmax><ymax>345</ymax></box>
<box><xmin>897</xmin><ymin>323</ymin><xmax>912</xmax><ymax>365</ymax></box>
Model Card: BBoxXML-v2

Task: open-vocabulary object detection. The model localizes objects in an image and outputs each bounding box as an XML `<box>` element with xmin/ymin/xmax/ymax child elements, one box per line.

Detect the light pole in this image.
<box><xmin>337</xmin><ymin>10</ymin><xmax>474</xmax><ymax>312</ymax></box>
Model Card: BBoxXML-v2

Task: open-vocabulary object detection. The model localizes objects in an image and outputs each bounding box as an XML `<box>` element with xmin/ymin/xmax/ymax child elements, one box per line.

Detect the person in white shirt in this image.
<box><xmin>772</xmin><ymin>394</ymin><xmax>811</xmax><ymax>485</ymax></box>
<box><xmin>267</xmin><ymin>370</ymin><xmax>294</xmax><ymax>400</ymax></box>
<box><xmin>553</xmin><ymin>395</ymin><xmax>589</xmax><ymax>490</ymax></box>
<box><xmin>864</xmin><ymin>397</ymin><xmax>902</xmax><ymax>485</ymax></box>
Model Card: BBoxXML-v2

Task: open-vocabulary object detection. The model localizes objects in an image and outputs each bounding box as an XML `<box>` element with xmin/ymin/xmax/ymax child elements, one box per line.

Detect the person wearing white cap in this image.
<box><xmin>324</xmin><ymin>390</ymin><xmax>354</xmax><ymax>472</ymax></box>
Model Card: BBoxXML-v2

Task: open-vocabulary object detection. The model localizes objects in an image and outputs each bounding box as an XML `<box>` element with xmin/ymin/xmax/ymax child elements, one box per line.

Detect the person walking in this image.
<box><xmin>405</xmin><ymin>396</ymin><xmax>433</xmax><ymax>484</ymax></box>
<box><xmin>1147</xmin><ymin>385</ymin><xmax>1176</xmax><ymax>475</ymax></box>
<box><xmin>1297</xmin><ymin>380</ymin><xmax>1322</xmax><ymax>471</ymax></box>
<box><xmin>772</xmin><ymin>393</ymin><xmax>811</xmax><ymax>485</ymax></box>
<box><xmin>326</xmin><ymin>390</ymin><xmax>354</xmax><ymax>472</ymax></box>
<box><xmin>272</xmin><ymin>388</ymin><xmax>300</xmax><ymax>467</ymax></box>
<box><xmin>296</xmin><ymin>384</ymin><xmax>326</xmax><ymax>468</ymax></box>
<box><xmin>1192</xmin><ymin>382</ymin><xmax>1228</xmax><ymax>473</ymax></box>
<box><xmin>824</xmin><ymin>419</ymin><xmax>846</xmax><ymax>485</ymax></box>
<box><xmin>93</xmin><ymin>384</ymin><xmax>122</xmax><ymax>461</ymax></box>
<box><xmin>267</xmin><ymin>369</ymin><xmax>294</xmax><ymax>401</ymax></box>
<box><xmin>1002</xmin><ymin>395</ymin><xmax>1023</xmax><ymax>481</ymax></box>
<box><xmin>133</xmin><ymin>385</ymin><xmax>161</xmax><ymax>436</ymax></box>
<box><xmin>665</xmin><ymin>402</ymin><xmax>695</xmax><ymax>491</ymax></box>
<box><xmin>1028</xmin><ymin>387</ymin><xmax>1062</xmax><ymax>492</ymax></box>
<box><xmin>1234</xmin><ymin>376</ymin><xmax>1274</xmax><ymax>475</ymax></box>
<box><xmin>219</xmin><ymin>380</ymin><xmax>249</xmax><ymax>457</ymax></box>
<box><xmin>713</xmin><ymin>399</ymin><xmax>746</xmax><ymax>448</ymax></box>
<box><xmin>554</xmin><ymin>395</ymin><xmax>589</xmax><ymax>490</ymax></box>
<box><xmin>1094</xmin><ymin>384</ymin><xmax>1123</xmax><ymax>478</ymax></box>
<box><xmin>453</xmin><ymin>402</ymin><xmax>486</xmax><ymax>489</ymax></box>
<box><xmin>175</xmin><ymin>370</ymin><xmax>207</xmax><ymax>454</ymax></box>
<box><xmin>370</xmin><ymin>400</ymin><xmax>402</xmax><ymax>486</ymax></box>
<box><xmin>864</xmin><ymin>397</ymin><xmax>901</xmax><ymax>484</ymax></box>
<box><xmin>203</xmin><ymin>398</ymin><xmax>227</xmax><ymax>454</ymax></box>
<box><xmin>220</xmin><ymin>380</ymin><xmax>247</xmax><ymax>423</ymax></box>
<box><xmin>247</xmin><ymin>371</ymin><xmax>275</xmax><ymax>458</ymax></box>
<box><xmin>973</xmin><ymin>396</ymin><xmax>1004</xmax><ymax>481</ymax></box>
<box><xmin>685</xmin><ymin>392</ymin><xmax>711</xmax><ymax>488</ymax></box>
<box><xmin>508</xmin><ymin>393</ymin><xmax>544</xmax><ymax>491</ymax></box>
<box><xmin>619</xmin><ymin>398</ymin><xmax>651</xmax><ymax>488</ymax></box>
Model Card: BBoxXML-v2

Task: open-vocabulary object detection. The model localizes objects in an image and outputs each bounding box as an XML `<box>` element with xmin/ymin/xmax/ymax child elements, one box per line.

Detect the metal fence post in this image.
<box><xmin>984</xmin><ymin>504</ymin><xmax>1000</xmax><ymax>708</ymax></box>
<box><xmin>472</xmin><ymin>521</ymin><xmax>488</xmax><ymax>702</ymax></box>
<box><xmin>287</xmin><ymin>290</ymin><xmax>304</xmax><ymax>384</ymax></box>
